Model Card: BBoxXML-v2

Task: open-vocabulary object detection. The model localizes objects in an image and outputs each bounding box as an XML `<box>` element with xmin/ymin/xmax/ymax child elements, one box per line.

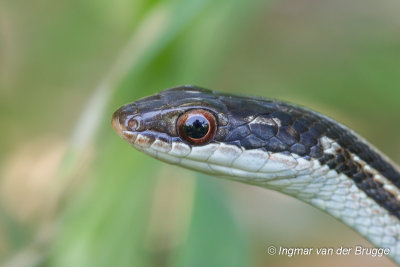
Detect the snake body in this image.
<box><xmin>112</xmin><ymin>85</ymin><xmax>400</xmax><ymax>264</ymax></box>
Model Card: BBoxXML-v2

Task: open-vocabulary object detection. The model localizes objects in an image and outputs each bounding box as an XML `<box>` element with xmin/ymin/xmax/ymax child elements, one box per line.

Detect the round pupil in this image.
<box><xmin>183</xmin><ymin>115</ymin><xmax>209</xmax><ymax>139</ymax></box>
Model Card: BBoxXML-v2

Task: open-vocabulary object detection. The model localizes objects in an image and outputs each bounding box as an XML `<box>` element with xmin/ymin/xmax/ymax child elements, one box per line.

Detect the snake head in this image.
<box><xmin>112</xmin><ymin>85</ymin><xmax>228</xmax><ymax>156</ymax></box>
<box><xmin>111</xmin><ymin>85</ymin><xmax>328</xmax><ymax>185</ymax></box>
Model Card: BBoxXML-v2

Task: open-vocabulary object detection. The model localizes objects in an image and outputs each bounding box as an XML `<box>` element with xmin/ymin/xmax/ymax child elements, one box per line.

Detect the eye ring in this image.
<box><xmin>177</xmin><ymin>109</ymin><xmax>217</xmax><ymax>145</ymax></box>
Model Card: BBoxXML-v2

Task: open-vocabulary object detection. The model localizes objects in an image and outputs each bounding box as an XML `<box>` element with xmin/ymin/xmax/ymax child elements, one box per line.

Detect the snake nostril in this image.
<box><xmin>126</xmin><ymin>116</ymin><xmax>145</xmax><ymax>131</ymax></box>
<box><xmin>127</xmin><ymin>118</ymin><xmax>138</xmax><ymax>130</ymax></box>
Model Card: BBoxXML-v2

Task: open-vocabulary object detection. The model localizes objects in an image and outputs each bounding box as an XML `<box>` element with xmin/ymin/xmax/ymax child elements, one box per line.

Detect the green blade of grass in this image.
<box><xmin>46</xmin><ymin>0</ymin><xmax>254</xmax><ymax>267</ymax></box>
<box><xmin>172</xmin><ymin>175</ymin><xmax>251</xmax><ymax>267</ymax></box>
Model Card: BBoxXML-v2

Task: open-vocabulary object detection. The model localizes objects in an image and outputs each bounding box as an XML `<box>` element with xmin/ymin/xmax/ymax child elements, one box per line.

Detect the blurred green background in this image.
<box><xmin>1</xmin><ymin>0</ymin><xmax>400</xmax><ymax>266</ymax></box>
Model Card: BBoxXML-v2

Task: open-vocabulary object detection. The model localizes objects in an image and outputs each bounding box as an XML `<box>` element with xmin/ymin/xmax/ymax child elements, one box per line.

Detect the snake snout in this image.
<box><xmin>112</xmin><ymin>104</ymin><xmax>142</xmax><ymax>145</ymax></box>
<box><xmin>111</xmin><ymin>109</ymin><xmax>124</xmax><ymax>136</ymax></box>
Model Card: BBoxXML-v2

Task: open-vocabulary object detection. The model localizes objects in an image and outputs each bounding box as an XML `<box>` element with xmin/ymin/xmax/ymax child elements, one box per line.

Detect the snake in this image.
<box><xmin>112</xmin><ymin>85</ymin><xmax>400</xmax><ymax>264</ymax></box>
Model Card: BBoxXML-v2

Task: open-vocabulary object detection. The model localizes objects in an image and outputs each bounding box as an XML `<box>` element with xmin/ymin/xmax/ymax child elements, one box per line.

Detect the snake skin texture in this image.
<box><xmin>112</xmin><ymin>85</ymin><xmax>400</xmax><ymax>264</ymax></box>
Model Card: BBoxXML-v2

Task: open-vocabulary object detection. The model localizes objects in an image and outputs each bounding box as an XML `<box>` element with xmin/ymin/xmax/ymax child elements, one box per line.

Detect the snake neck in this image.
<box><xmin>257</xmin><ymin>136</ymin><xmax>400</xmax><ymax>264</ymax></box>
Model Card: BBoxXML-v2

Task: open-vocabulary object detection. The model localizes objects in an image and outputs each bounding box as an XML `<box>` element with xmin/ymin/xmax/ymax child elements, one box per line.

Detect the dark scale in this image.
<box><xmin>265</xmin><ymin>137</ymin><xmax>289</xmax><ymax>152</ymax></box>
<box><xmin>293</xmin><ymin>118</ymin><xmax>310</xmax><ymax>133</ymax></box>
<box><xmin>300</xmin><ymin>132</ymin><xmax>318</xmax><ymax>147</ymax></box>
<box><xmin>276</xmin><ymin>126</ymin><xmax>299</xmax><ymax>146</ymax></box>
<box><xmin>270</xmin><ymin>110</ymin><xmax>294</xmax><ymax>126</ymax></box>
<box><xmin>240</xmin><ymin>135</ymin><xmax>266</xmax><ymax>149</ymax></box>
<box><xmin>290</xmin><ymin>143</ymin><xmax>308</xmax><ymax>156</ymax></box>
<box><xmin>249</xmin><ymin>121</ymin><xmax>277</xmax><ymax>140</ymax></box>
<box><xmin>225</xmin><ymin>125</ymin><xmax>251</xmax><ymax>141</ymax></box>
<box><xmin>310</xmin><ymin>145</ymin><xmax>323</xmax><ymax>158</ymax></box>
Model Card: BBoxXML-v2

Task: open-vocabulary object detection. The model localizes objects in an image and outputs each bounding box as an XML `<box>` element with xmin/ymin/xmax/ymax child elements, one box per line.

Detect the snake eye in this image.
<box><xmin>177</xmin><ymin>109</ymin><xmax>217</xmax><ymax>145</ymax></box>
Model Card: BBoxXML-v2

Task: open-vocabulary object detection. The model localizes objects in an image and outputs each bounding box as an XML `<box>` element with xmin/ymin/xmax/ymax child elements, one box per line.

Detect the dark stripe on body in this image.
<box><xmin>319</xmin><ymin>147</ymin><xmax>400</xmax><ymax>219</ymax></box>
